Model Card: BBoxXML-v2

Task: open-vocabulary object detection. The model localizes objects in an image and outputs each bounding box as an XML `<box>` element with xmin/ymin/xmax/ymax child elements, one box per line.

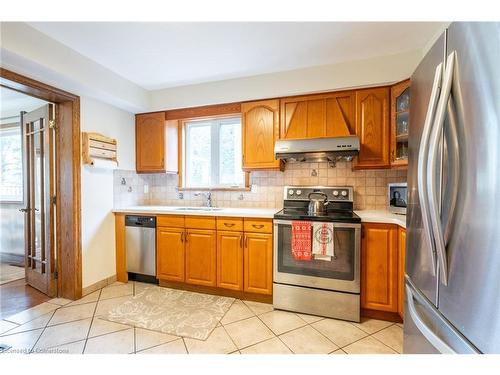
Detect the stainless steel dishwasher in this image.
<box><xmin>125</xmin><ymin>215</ymin><xmax>156</xmax><ymax>281</ymax></box>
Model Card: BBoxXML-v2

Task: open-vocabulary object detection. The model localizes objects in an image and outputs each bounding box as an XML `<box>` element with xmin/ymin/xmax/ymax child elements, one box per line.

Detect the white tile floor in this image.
<box><xmin>0</xmin><ymin>281</ymin><xmax>403</xmax><ymax>354</ymax></box>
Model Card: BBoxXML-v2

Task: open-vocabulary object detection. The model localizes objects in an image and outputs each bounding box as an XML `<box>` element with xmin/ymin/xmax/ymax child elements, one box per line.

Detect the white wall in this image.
<box><xmin>80</xmin><ymin>96</ymin><xmax>135</xmax><ymax>288</ymax></box>
<box><xmin>150</xmin><ymin>49</ymin><xmax>422</xmax><ymax>111</ymax></box>
<box><xmin>0</xmin><ymin>22</ymin><xmax>150</xmax><ymax>113</ymax></box>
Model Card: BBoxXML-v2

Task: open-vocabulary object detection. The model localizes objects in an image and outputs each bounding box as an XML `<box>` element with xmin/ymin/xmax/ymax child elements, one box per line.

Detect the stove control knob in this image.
<box><xmin>341</xmin><ymin>190</ymin><xmax>348</xmax><ymax>197</ymax></box>
<box><xmin>333</xmin><ymin>190</ymin><xmax>339</xmax><ymax>197</ymax></box>
<box><xmin>296</xmin><ymin>189</ymin><xmax>302</xmax><ymax>196</ymax></box>
<box><xmin>289</xmin><ymin>190</ymin><xmax>294</xmax><ymax>196</ymax></box>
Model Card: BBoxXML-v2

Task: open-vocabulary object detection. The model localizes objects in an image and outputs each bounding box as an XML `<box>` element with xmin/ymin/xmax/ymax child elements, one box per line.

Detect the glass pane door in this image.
<box><xmin>22</xmin><ymin>104</ymin><xmax>56</xmax><ymax>296</ymax></box>
<box><xmin>395</xmin><ymin>87</ymin><xmax>410</xmax><ymax>162</ymax></box>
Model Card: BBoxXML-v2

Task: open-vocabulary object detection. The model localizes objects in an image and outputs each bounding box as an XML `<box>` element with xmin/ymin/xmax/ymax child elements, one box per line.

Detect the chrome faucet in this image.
<box><xmin>195</xmin><ymin>191</ymin><xmax>213</xmax><ymax>207</ymax></box>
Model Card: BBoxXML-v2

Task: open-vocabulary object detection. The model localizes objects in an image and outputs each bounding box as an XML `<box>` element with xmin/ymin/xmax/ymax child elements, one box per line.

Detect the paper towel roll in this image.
<box><xmin>90</xmin><ymin>158</ymin><xmax>118</xmax><ymax>169</ymax></box>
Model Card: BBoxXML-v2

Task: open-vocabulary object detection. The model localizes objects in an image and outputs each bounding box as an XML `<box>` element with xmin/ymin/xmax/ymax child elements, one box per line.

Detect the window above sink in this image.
<box><xmin>182</xmin><ymin>116</ymin><xmax>245</xmax><ymax>189</ymax></box>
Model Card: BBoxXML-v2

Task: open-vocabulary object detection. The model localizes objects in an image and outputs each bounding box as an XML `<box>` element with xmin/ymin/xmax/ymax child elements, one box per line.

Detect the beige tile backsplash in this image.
<box><xmin>113</xmin><ymin>161</ymin><xmax>407</xmax><ymax>211</ymax></box>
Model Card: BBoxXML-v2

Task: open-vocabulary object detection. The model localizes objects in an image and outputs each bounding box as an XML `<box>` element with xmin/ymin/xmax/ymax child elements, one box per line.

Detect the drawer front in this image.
<box><xmin>216</xmin><ymin>217</ymin><xmax>243</xmax><ymax>232</ymax></box>
<box><xmin>244</xmin><ymin>219</ymin><xmax>273</xmax><ymax>233</ymax></box>
<box><xmin>185</xmin><ymin>216</ymin><xmax>216</xmax><ymax>230</ymax></box>
<box><xmin>157</xmin><ymin>215</ymin><xmax>185</xmax><ymax>228</ymax></box>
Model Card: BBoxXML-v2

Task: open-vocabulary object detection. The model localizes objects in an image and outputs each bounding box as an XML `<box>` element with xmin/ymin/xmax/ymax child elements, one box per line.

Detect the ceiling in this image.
<box><xmin>0</xmin><ymin>86</ymin><xmax>48</xmax><ymax>120</ymax></box>
<box><xmin>28</xmin><ymin>22</ymin><xmax>445</xmax><ymax>90</ymax></box>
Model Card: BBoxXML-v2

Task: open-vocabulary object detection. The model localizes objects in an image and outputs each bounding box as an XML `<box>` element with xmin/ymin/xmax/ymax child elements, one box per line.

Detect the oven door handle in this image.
<box><xmin>273</xmin><ymin>219</ymin><xmax>361</xmax><ymax>229</ymax></box>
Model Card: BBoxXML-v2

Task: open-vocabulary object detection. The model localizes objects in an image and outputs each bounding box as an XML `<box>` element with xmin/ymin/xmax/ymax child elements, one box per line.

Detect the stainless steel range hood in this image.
<box><xmin>274</xmin><ymin>136</ymin><xmax>360</xmax><ymax>164</ymax></box>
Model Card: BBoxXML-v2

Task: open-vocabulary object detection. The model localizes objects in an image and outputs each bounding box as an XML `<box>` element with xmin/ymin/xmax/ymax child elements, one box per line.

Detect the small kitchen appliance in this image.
<box><xmin>388</xmin><ymin>182</ymin><xmax>407</xmax><ymax>215</ymax></box>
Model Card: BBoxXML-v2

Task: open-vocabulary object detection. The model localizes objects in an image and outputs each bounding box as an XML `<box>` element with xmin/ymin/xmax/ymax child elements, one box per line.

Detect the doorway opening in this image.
<box><xmin>0</xmin><ymin>68</ymin><xmax>82</xmax><ymax>308</ymax></box>
<box><xmin>0</xmin><ymin>87</ymin><xmax>56</xmax><ymax>317</ymax></box>
<box><xmin>0</xmin><ymin>87</ymin><xmax>51</xmax><ymax>282</ymax></box>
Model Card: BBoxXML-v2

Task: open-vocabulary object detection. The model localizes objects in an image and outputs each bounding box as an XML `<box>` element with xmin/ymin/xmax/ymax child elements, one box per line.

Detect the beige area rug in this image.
<box><xmin>106</xmin><ymin>287</ymin><xmax>234</xmax><ymax>340</ymax></box>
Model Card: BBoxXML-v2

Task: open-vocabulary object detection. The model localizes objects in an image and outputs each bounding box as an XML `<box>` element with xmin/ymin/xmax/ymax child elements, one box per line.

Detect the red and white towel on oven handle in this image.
<box><xmin>291</xmin><ymin>221</ymin><xmax>312</xmax><ymax>261</ymax></box>
<box><xmin>312</xmin><ymin>222</ymin><xmax>335</xmax><ymax>261</ymax></box>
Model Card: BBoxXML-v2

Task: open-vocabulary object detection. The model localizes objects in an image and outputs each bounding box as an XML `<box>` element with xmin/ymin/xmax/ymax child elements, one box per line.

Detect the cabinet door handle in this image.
<box><xmin>252</xmin><ymin>224</ymin><xmax>264</xmax><ymax>229</ymax></box>
<box><xmin>240</xmin><ymin>235</ymin><xmax>243</xmax><ymax>248</ymax></box>
<box><xmin>224</xmin><ymin>223</ymin><xmax>235</xmax><ymax>227</ymax></box>
<box><xmin>180</xmin><ymin>232</ymin><xmax>184</xmax><ymax>242</ymax></box>
<box><xmin>184</xmin><ymin>231</ymin><xmax>188</xmax><ymax>243</ymax></box>
<box><xmin>245</xmin><ymin>236</ymin><xmax>248</xmax><ymax>248</ymax></box>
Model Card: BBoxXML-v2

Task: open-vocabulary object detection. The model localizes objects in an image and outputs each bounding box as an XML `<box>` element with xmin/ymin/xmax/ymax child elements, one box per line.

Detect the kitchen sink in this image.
<box><xmin>174</xmin><ymin>207</ymin><xmax>224</xmax><ymax>212</ymax></box>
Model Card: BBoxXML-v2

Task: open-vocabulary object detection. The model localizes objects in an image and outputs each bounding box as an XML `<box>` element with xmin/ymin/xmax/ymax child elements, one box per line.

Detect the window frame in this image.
<box><xmin>180</xmin><ymin>114</ymin><xmax>248</xmax><ymax>190</ymax></box>
<box><xmin>0</xmin><ymin>120</ymin><xmax>24</xmax><ymax>204</ymax></box>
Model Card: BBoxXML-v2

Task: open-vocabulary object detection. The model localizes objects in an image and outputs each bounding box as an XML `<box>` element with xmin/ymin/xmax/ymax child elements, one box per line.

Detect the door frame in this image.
<box><xmin>1</xmin><ymin>68</ymin><xmax>82</xmax><ymax>300</ymax></box>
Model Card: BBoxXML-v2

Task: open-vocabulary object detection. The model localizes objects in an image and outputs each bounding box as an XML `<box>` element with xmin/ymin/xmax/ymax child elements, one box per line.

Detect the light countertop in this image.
<box><xmin>354</xmin><ymin>210</ymin><xmax>406</xmax><ymax>228</ymax></box>
<box><xmin>112</xmin><ymin>206</ymin><xmax>279</xmax><ymax>219</ymax></box>
<box><xmin>113</xmin><ymin>206</ymin><xmax>406</xmax><ymax>226</ymax></box>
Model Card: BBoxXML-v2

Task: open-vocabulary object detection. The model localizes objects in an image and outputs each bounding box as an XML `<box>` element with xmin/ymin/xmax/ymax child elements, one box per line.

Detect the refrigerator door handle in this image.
<box><xmin>442</xmin><ymin>99</ymin><xmax>460</xmax><ymax>244</ymax></box>
<box><xmin>417</xmin><ymin>62</ymin><xmax>443</xmax><ymax>276</ymax></box>
<box><xmin>406</xmin><ymin>283</ymin><xmax>455</xmax><ymax>354</ymax></box>
<box><xmin>427</xmin><ymin>51</ymin><xmax>457</xmax><ymax>286</ymax></box>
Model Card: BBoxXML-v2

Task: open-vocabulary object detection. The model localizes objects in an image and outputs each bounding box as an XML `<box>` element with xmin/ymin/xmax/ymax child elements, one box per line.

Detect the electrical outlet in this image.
<box><xmin>144</xmin><ymin>184</ymin><xmax>149</xmax><ymax>194</ymax></box>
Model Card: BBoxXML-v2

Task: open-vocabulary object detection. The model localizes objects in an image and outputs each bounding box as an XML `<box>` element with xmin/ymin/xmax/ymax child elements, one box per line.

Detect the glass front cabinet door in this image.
<box><xmin>390</xmin><ymin>79</ymin><xmax>410</xmax><ymax>167</ymax></box>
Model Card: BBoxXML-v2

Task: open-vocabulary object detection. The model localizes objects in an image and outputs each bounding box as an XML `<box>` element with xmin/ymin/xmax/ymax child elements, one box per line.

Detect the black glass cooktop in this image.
<box><xmin>274</xmin><ymin>208</ymin><xmax>361</xmax><ymax>223</ymax></box>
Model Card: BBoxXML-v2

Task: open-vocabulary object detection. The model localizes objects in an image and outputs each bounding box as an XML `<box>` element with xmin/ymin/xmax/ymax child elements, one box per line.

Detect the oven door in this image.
<box><xmin>273</xmin><ymin>219</ymin><xmax>361</xmax><ymax>293</ymax></box>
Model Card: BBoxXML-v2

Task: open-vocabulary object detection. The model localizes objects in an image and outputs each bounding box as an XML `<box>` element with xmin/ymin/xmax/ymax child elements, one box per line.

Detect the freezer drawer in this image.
<box><xmin>125</xmin><ymin>215</ymin><xmax>156</xmax><ymax>277</ymax></box>
<box><xmin>404</xmin><ymin>277</ymin><xmax>479</xmax><ymax>354</ymax></box>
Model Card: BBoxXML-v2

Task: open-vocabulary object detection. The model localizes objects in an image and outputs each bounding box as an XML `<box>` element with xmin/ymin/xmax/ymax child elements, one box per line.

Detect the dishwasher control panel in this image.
<box><xmin>125</xmin><ymin>215</ymin><xmax>156</xmax><ymax>228</ymax></box>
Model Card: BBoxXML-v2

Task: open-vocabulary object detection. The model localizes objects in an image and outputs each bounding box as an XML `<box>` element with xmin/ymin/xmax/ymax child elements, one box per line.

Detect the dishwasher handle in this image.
<box><xmin>125</xmin><ymin>215</ymin><xmax>156</xmax><ymax>228</ymax></box>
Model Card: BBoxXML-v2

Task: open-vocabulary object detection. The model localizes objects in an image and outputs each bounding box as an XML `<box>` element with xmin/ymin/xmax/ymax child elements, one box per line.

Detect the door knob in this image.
<box><xmin>19</xmin><ymin>208</ymin><xmax>29</xmax><ymax>212</ymax></box>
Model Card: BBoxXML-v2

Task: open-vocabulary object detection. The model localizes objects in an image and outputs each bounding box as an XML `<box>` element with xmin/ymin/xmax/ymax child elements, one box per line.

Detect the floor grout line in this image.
<box><xmin>307</xmin><ymin>322</ymin><xmax>344</xmax><ymax>350</ymax></box>
<box><xmin>4</xmin><ymin>281</ymin><xmax>403</xmax><ymax>355</ymax></box>
<box><xmin>134</xmin><ymin>337</ymin><xmax>181</xmax><ymax>354</ymax></box>
<box><xmin>181</xmin><ymin>337</ymin><xmax>188</xmax><ymax>354</ymax></box>
<box><xmin>82</xmin><ymin>288</ymin><xmax>102</xmax><ymax>354</ymax></box>
<box><xmin>368</xmin><ymin>325</ymin><xmax>402</xmax><ymax>353</ymax></box>
<box><xmin>133</xmin><ymin>326</ymin><xmax>137</xmax><ymax>353</ymax></box>
<box><xmin>27</xmin><ymin>309</ymin><xmax>57</xmax><ymax>354</ymax></box>
<box><xmin>368</xmin><ymin>334</ymin><xmax>399</xmax><ymax>354</ymax></box>
<box><xmin>220</xmin><ymin>322</ymin><xmax>239</xmax><ymax>353</ymax></box>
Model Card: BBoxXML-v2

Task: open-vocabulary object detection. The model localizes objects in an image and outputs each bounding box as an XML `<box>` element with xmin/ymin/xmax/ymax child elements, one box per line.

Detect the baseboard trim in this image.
<box><xmin>159</xmin><ymin>280</ymin><xmax>273</xmax><ymax>304</ymax></box>
<box><xmin>361</xmin><ymin>308</ymin><xmax>403</xmax><ymax>323</ymax></box>
<box><xmin>82</xmin><ymin>274</ymin><xmax>117</xmax><ymax>296</ymax></box>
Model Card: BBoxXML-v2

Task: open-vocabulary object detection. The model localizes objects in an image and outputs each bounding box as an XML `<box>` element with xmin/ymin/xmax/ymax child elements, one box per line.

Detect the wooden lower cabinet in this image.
<box><xmin>217</xmin><ymin>231</ymin><xmax>244</xmax><ymax>291</ymax></box>
<box><xmin>398</xmin><ymin>227</ymin><xmax>406</xmax><ymax>318</ymax></box>
<box><xmin>185</xmin><ymin>229</ymin><xmax>217</xmax><ymax>287</ymax></box>
<box><xmin>244</xmin><ymin>233</ymin><xmax>273</xmax><ymax>295</ymax></box>
<box><xmin>157</xmin><ymin>227</ymin><xmax>185</xmax><ymax>282</ymax></box>
<box><xmin>149</xmin><ymin>216</ymin><xmax>274</xmax><ymax>298</ymax></box>
<box><xmin>361</xmin><ymin>223</ymin><xmax>399</xmax><ymax>313</ymax></box>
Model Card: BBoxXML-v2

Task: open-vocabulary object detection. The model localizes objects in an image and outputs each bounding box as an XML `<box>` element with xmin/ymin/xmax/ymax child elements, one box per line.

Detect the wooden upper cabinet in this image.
<box><xmin>391</xmin><ymin>79</ymin><xmax>410</xmax><ymax>168</ymax></box>
<box><xmin>354</xmin><ymin>87</ymin><xmax>390</xmax><ymax>169</ymax></box>
<box><xmin>244</xmin><ymin>232</ymin><xmax>273</xmax><ymax>295</ymax></box>
<box><xmin>241</xmin><ymin>99</ymin><xmax>283</xmax><ymax>171</ymax></box>
<box><xmin>361</xmin><ymin>223</ymin><xmax>398</xmax><ymax>313</ymax></box>
<box><xmin>157</xmin><ymin>227</ymin><xmax>185</xmax><ymax>282</ymax></box>
<box><xmin>398</xmin><ymin>227</ymin><xmax>407</xmax><ymax>318</ymax></box>
<box><xmin>185</xmin><ymin>229</ymin><xmax>217</xmax><ymax>287</ymax></box>
<box><xmin>136</xmin><ymin>113</ymin><xmax>178</xmax><ymax>173</ymax></box>
<box><xmin>280</xmin><ymin>91</ymin><xmax>356</xmax><ymax>140</ymax></box>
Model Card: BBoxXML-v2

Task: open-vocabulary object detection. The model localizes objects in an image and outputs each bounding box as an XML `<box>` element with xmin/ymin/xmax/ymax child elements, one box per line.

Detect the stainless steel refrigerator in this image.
<box><xmin>405</xmin><ymin>22</ymin><xmax>500</xmax><ymax>354</ymax></box>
